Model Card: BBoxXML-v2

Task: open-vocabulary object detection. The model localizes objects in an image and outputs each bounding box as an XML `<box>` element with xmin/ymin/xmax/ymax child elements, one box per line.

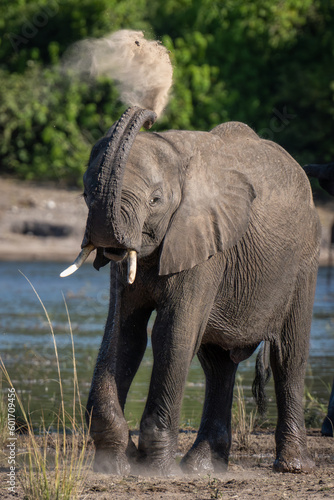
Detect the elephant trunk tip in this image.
<box><xmin>143</xmin><ymin>112</ymin><xmax>157</xmax><ymax>130</ymax></box>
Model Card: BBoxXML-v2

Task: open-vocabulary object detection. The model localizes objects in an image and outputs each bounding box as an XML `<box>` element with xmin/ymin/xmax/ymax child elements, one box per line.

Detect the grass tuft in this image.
<box><xmin>0</xmin><ymin>375</ymin><xmax>9</xmax><ymax>454</ymax></box>
<box><xmin>0</xmin><ymin>273</ymin><xmax>92</xmax><ymax>499</ymax></box>
<box><xmin>232</xmin><ymin>382</ymin><xmax>256</xmax><ymax>451</ymax></box>
<box><xmin>304</xmin><ymin>386</ymin><xmax>329</xmax><ymax>428</ymax></box>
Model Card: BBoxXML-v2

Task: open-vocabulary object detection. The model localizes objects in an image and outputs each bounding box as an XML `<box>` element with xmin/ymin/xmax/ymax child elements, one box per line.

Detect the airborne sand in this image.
<box><xmin>62</xmin><ymin>30</ymin><xmax>173</xmax><ymax>119</ymax></box>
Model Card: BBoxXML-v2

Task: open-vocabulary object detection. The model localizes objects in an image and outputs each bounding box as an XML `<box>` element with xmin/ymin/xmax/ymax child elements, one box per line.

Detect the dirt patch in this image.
<box><xmin>0</xmin><ymin>429</ymin><xmax>333</xmax><ymax>499</ymax></box>
<box><xmin>1</xmin><ymin>178</ymin><xmax>334</xmax><ymax>265</ymax></box>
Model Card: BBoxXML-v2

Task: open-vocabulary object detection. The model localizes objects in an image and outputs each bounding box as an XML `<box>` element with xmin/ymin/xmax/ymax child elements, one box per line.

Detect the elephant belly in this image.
<box><xmin>202</xmin><ymin>322</ymin><xmax>264</xmax><ymax>351</ymax></box>
<box><xmin>202</xmin><ymin>238</ymin><xmax>311</xmax><ymax>350</ymax></box>
<box><xmin>203</xmin><ymin>290</ymin><xmax>284</xmax><ymax>350</ymax></box>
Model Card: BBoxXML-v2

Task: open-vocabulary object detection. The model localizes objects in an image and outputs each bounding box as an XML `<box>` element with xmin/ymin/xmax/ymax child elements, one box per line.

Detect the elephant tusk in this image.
<box><xmin>127</xmin><ymin>250</ymin><xmax>137</xmax><ymax>284</ymax></box>
<box><xmin>60</xmin><ymin>244</ymin><xmax>95</xmax><ymax>278</ymax></box>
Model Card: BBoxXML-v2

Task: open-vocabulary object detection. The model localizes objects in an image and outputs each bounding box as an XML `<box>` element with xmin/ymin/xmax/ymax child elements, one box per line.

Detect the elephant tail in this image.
<box><xmin>252</xmin><ymin>341</ymin><xmax>271</xmax><ymax>416</ymax></box>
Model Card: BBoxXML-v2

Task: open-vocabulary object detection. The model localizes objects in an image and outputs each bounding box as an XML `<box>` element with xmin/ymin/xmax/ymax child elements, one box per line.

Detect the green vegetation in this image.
<box><xmin>0</xmin><ymin>0</ymin><xmax>333</xmax><ymax>185</ymax></box>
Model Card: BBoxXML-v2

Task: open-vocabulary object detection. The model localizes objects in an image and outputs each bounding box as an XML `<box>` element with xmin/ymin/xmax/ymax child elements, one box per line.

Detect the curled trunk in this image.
<box><xmin>88</xmin><ymin>106</ymin><xmax>157</xmax><ymax>249</ymax></box>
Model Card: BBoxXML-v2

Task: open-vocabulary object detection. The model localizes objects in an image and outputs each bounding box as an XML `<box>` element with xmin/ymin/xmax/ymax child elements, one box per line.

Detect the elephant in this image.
<box><xmin>61</xmin><ymin>106</ymin><xmax>321</xmax><ymax>475</ymax></box>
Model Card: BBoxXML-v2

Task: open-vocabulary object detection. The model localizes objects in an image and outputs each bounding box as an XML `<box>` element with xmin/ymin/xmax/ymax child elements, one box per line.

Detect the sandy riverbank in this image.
<box><xmin>0</xmin><ymin>178</ymin><xmax>88</xmax><ymax>263</ymax></box>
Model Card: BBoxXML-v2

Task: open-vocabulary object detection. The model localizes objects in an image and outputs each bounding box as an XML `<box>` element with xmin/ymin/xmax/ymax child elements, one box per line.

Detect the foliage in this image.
<box><xmin>0</xmin><ymin>64</ymin><xmax>125</xmax><ymax>186</ymax></box>
<box><xmin>155</xmin><ymin>0</ymin><xmax>334</xmax><ymax>168</ymax></box>
<box><xmin>0</xmin><ymin>0</ymin><xmax>150</xmax><ymax>72</ymax></box>
<box><xmin>0</xmin><ymin>0</ymin><xmax>333</xmax><ymax>185</ymax></box>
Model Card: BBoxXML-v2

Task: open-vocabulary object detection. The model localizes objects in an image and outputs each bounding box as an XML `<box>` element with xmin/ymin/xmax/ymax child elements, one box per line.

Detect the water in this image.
<box><xmin>1</xmin><ymin>262</ymin><xmax>333</xmax><ymax>429</ymax></box>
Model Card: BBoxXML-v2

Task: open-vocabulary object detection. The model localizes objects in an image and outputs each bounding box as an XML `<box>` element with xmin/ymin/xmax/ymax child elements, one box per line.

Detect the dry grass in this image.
<box><xmin>0</xmin><ymin>375</ymin><xmax>9</xmax><ymax>453</ymax></box>
<box><xmin>0</xmin><ymin>274</ymin><xmax>92</xmax><ymax>499</ymax></box>
<box><xmin>232</xmin><ymin>382</ymin><xmax>256</xmax><ymax>451</ymax></box>
<box><xmin>304</xmin><ymin>385</ymin><xmax>330</xmax><ymax>428</ymax></box>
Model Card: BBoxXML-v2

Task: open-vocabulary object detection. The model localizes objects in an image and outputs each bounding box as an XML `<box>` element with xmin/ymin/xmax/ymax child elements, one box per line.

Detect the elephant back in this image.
<box><xmin>210</xmin><ymin>121</ymin><xmax>260</xmax><ymax>142</ymax></box>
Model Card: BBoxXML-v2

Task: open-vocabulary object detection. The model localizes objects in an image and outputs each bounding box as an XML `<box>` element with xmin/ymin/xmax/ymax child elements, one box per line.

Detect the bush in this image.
<box><xmin>0</xmin><ymin>65</ymin><xmax>125</xmax><ymax>186</ymax></box>
<box><xmin>0</xmin><ymin>0</ymin><xmax>333</xmax><ymax>186</ymax></box>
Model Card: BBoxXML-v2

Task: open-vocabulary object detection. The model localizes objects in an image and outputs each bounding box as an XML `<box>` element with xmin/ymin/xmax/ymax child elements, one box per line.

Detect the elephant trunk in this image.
<box><xmin>60</xmin><ymin>106</ymin><xmax>157</xmax><ymax>282</ymax></box>
<box><xmin>90</xmin><ymin>106</ymin><xmax>157</xmax><ymax>248</ymax></box>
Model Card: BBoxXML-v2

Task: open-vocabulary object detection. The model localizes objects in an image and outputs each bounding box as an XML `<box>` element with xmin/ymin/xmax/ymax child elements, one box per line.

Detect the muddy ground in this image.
<box><xmin>1</xmin><ymin>177</ymin><xmax>334</xmax><ymax>264</ymax></box>
<box><xmin>0</xmin><ymin>429</ymin><xmax>333</xmax><ymax>499</ymax></box>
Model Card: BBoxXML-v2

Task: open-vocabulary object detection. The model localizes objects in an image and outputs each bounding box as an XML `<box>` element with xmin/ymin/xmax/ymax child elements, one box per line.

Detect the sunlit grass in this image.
<box><xmin>232</xmin><ymin>382</ymin><xmax>257</xmax><ymax>451</ymax></box>
<box><xmin>304</xmin><ymin>385</ymin><xmax>329</xmax><ymax>428</ymax></box>
<box><xmin>0</xmin><ymin>273</ymin><xmax>92</xmax><ymax>500</ymax></box>
<box><xmin>0</xmin><ymin>375</ymin><xmax>9</xmax><ymax>455</ymax></box>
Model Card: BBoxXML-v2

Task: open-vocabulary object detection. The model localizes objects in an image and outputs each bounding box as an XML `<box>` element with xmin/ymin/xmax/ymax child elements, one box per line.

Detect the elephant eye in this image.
<box><xmin>149</xmin><ymin>196</ymin><xmax>160</xmax><ymax>206</ymax></box>
<box><xmin>149</xmin><ymin>192</ymin><xmax>162</xmax><ymax>206</ymax></box>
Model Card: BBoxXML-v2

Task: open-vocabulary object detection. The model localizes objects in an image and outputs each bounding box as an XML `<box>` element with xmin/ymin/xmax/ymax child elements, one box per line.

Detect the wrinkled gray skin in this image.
<box><xmin>303</xmin><ymin>162</ymin><xmax>334</xmax><ymax>437</ymax></box>
<box><xmin>82</xmin><ymin>106</ymin><xmax>321</xmax><ymax>475</ymax></box>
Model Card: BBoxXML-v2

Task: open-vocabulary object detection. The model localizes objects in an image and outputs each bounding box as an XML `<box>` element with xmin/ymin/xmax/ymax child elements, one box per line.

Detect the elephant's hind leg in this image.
<box><xmin>271</xmin><ymin>272</ymin><xmax>317</xmax><ymax>473</ymax></box>
<box><xmin>180</xmin><ymin>344</ymin><xmax>238</xmax><ymax>473</ymax></box>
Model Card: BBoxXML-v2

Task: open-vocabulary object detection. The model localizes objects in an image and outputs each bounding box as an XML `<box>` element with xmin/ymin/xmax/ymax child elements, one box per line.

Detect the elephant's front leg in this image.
<box><xmin>138</xmin><ymin>323</ymin><xmax>193</xmax><ymax>474</ymax></box>
<box><xmin>86</xmin><ymin>271</ymin><xmax>153</xmax><ymax>474</ymax></box>
<box><xmin>138</xmin><ymin>267</ymin><xmax>222</xmax><ymax>475</ymax></box>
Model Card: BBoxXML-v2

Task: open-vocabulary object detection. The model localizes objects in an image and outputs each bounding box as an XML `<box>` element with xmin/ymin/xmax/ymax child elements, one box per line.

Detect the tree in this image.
<box><xmin>0</xmin><ymin>0</ymin><xmax>333</xmax><ymax>185</ymax></box>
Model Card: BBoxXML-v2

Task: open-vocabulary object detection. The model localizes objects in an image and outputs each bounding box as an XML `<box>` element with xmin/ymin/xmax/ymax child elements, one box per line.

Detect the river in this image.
<box><xmin>1</xmin><ymin>262</ymin><xmax>333</xmax><ymax>429</ymax></box>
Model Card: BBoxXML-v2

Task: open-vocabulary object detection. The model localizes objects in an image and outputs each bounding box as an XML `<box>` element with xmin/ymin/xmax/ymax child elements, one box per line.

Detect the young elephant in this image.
<box><xmin>62</xmin><ymin>106</ymin><xmax>321</xmax><ymax>475</ymax></box>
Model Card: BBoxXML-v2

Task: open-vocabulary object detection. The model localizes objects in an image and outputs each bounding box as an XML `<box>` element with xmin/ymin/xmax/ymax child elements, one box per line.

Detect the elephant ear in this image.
<box><xmin>159</xmin><ymin>155</ymin><xmax>256</xmax><ymax>275</ymax></box>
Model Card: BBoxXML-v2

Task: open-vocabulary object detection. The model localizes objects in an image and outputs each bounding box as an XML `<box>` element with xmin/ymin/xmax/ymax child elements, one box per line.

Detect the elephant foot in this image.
<box><xmin>273</xmin><ymin>454</ymin><xmax>315</xmax><ymax>474</ymax></box>
<box><xmin>321</xmin><ymin>416</ymin><xmax>334</xmax><ymax>437</ymax></box>
<box><xmin>180</xmin><ymin>441</ymin><xmax>228</xmax><ymax>474</ymax></box>
<box><xmin>138</xmin><ymin>422</ymin><xmax>180</xmax><ymax>476</ymax></box>
<box><xmin>136</xmin><ymin>457</ymin><xmax>180</xmax><ymax>477</ymax></box>
<box><xmin>93</xmin><ymin>448</ymin><xmax>131</xmax><ymax>475</ymax></box>
<box><xmin>136</xmin><ymin>446</ymin><xmax>180</xmax><ymax>477</ymax></box>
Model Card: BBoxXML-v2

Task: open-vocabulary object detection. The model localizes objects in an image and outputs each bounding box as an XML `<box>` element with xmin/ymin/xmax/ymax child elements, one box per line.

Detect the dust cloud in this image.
<box><xmin>62</xmin><ymin>30</ymin><xmax>173</xmax><ymax>119</ymax></box>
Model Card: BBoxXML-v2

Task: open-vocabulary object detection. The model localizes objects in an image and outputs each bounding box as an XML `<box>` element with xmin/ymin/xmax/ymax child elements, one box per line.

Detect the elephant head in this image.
<box><xmin>61</xmin><ymin>107</ymin><xmax>256</xmax><ymax>282</ymax></box>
